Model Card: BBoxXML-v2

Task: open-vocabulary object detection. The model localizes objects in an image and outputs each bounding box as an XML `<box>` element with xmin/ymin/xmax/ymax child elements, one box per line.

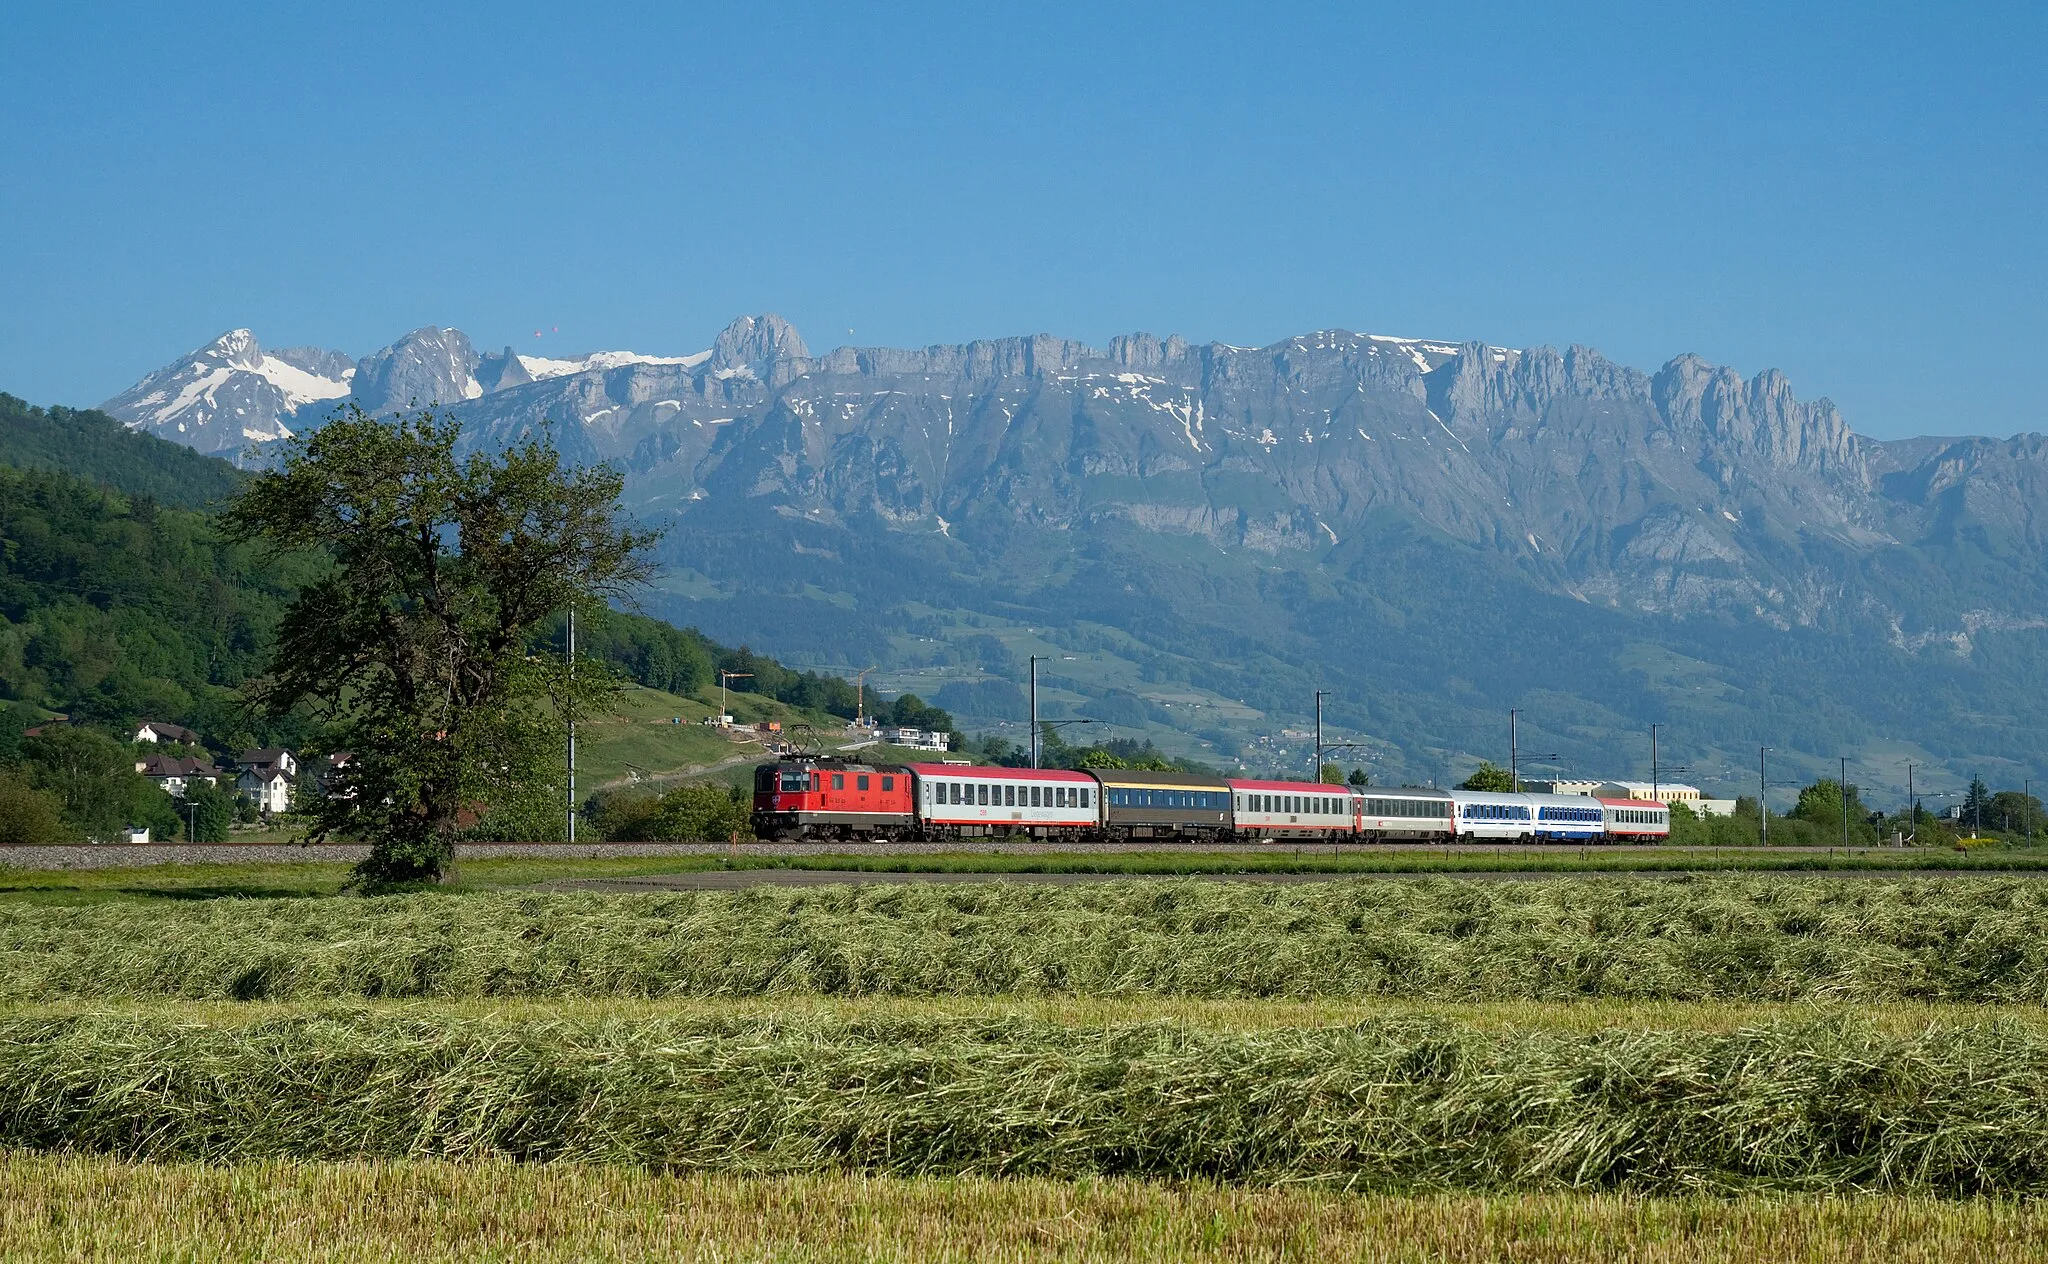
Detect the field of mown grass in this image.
<box><xmin>4</xmin><ymin>1157</ymin><xmax>2045</xmax><ymax>1262</ymax></box>
<box><xmin>7</xmin><ymin>873</ymin><xmax>2048</xmax><ymax>1253</ymax></box>
<box><xmin>5</xmin><ymin>877</ymin><xmax>2048</xmax><ymax>1002</ymax></box>
<box><xmin>6</xmin><ymin>1005</ymin><xmax>2048</xmax><ymax>1192</ymax></box>
<box><xmin>6</xmin><ymin>846</ymin><xmax>2048</xmax><ymax>908</ymax></box>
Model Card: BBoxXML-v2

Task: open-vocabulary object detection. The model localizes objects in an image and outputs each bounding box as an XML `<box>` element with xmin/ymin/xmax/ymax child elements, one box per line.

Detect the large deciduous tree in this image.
<box><xmin>225</xmin><ymin>405</ymin><xmax>655</xmax><ymax>886</ymax></box>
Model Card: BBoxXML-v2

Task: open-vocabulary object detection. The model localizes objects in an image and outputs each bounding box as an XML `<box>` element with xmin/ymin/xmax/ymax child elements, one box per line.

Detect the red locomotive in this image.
<box><xmin>752</xmin><ymin>760</ymin><xmax>915</xmax><ymax>840</ymax></box>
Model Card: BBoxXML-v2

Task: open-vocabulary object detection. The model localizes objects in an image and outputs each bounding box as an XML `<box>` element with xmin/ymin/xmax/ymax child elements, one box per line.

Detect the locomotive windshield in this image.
<box><xmin>756</xmin><ymin>764</ymin><xmax>811</xmax><ymax>793</ymax></box>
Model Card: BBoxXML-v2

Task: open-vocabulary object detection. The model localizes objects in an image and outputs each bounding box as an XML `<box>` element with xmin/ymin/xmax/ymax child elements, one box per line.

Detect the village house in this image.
<box><xmin>135</xmin><ymin>754</ymin><xmax>222</xmax><ymax>797</ymax></box>
<box><xmin>131</xmin><ymin>720</ymin><xmax>202</xmax><ymax>746</ymax></box>
<box><xmin>235</xmin><ymin>749</ymin><xmax>297</xmax><ymax>814</ymax></box>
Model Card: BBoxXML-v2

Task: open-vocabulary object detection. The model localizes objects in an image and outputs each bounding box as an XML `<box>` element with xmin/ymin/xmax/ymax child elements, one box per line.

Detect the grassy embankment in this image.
<box><xmin>507</xmin><ymin>679</ymin><xmax>948</xmax><ymax>792</ymax></box>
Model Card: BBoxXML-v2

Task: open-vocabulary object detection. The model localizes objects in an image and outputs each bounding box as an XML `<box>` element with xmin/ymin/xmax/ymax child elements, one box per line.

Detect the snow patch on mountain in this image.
<box><xmin>101</xmin><ymin>329</ymin><xmax>352</xmax><ymax>458</ymax></box>
<box><xmin>517</xmin><ymin>349</ymin><xmax>712</xmax><ymax>380</ymax></box>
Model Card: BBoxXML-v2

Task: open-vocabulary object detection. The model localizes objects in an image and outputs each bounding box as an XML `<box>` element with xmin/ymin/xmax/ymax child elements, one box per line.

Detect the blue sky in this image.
<box><xmin>5</xmin><ymin>1</ymin><xmax>2043</xmax><ymax>439</ymax></box>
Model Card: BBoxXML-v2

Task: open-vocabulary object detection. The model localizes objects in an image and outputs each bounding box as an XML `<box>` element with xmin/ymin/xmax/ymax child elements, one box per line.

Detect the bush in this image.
<box><xmin>595</xmin><ymin>783</ymin><xmax>751</xmax><ymax>842</ymax></box>
<box><xmin>0</xmin><ymin>775</ymin><xmax>72</xmax><ymax>843</ymax></box>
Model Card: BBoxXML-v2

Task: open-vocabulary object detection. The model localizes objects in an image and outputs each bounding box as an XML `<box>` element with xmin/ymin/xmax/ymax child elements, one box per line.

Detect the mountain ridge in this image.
<box><xmin>95</xmin><ymin>315</ymin><xmax>2048</xmax><ymax>796</ymax></box>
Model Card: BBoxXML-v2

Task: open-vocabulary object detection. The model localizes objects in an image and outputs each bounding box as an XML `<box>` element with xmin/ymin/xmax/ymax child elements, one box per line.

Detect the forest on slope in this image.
<box><xmin>0</xmin><ymin>395</ymin><xmax>932</xmax><ymax>762</ymax></box>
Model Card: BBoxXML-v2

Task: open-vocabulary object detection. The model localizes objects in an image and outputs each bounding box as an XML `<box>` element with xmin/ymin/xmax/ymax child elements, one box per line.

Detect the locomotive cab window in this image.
<box><xmin>832</xmin><ymin>774</ymin><xmax>845</xmax><ymax>790</ymax></box>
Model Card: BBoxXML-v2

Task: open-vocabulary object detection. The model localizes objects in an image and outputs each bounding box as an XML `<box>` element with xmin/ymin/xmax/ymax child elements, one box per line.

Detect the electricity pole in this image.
<box><xmin>1840</xmin><ymin>755</ymin><xmax>1848</xmax><ymax>849</ymax></box>
<box><xmin>1907</xmin><ymin>763</ymin><xmax>1916</xmax><ymax>845</ymax></box>
<box><xmin>1650</xmin><ymin>724</ymin><xmax>1660</xmax><ymax>804</ymax></box>
<box><xmin>1029</xmin><ymin>655</ymin><xmax>1039</xmax><ymax>769</ymax></box>
<box><xmin>1759</xmin><ymin>746</ymin><xmax>1770</xmax><ymax>846</ymax></box>
<box><xmin>1509</xmin><ymin>709</ymin><xmax>1520</xmax><ymax>793</ymax></box>
<box><xmin>567</xmin><ymin>609</ymin><xmax>576</xmax><ymax>845</ymax></box>
<box><xmin>1314</xmin><ymin>691</ymin><xmax>1328</xmax><ymax>782</ymax></box>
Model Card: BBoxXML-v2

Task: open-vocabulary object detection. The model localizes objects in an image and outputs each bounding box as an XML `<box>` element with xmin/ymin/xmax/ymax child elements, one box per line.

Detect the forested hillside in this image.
<box><xmin>0</xmin><ymin>402</ymin><xmax>941</xmax><ymax>757</ymax></box>
<box><xmin>0</xmin><ymin>394</ymin><xmax>244</xmax><ymax>510</ymax></box>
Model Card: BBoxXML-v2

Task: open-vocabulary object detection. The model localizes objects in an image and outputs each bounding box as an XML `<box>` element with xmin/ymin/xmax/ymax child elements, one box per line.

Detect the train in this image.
<box><xmin>751</xmin><ymin>759</ymin><xmax>1670</xmax><ymax>844</ymax></box>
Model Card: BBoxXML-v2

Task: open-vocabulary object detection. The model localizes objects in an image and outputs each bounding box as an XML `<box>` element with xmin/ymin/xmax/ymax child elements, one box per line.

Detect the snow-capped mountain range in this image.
<box><xmin>84</xmin><ymin>312</ymin><xmax>2048</xmax><ymax>791</ymax></box>
<box><xmin>101</xmin><ymin>329</ymin><xmax>355</xmax><ymax>452</ymax></box>
<box><xmin>101</xmin><ymin>325</ymin><xmax>731</xmax><ymax>460</ymax></box>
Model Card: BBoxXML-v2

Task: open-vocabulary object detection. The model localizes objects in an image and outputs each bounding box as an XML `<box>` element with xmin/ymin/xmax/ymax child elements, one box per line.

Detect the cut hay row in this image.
<box><xmin>23</xmin><ymin>994</ymin><xmax>2048</xmax><ymax>1037</ymax></box>
<box><xmin>5</xmin><ymin>1009</ymin><xmax>2048</xmax><ymax>1193</ymax></box>
<box><xmin>6</xmin><ymin>877</ymin><xmax>2048</xmax><ymax>1001</ymax></box>
<box><xmin>4</xmin><ymin>1155</ymin><xmax>2046</xmax><ymax>1263</ymax></box>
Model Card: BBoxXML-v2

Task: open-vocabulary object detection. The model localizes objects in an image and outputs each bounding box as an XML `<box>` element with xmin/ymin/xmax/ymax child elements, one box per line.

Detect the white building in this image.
<box><xmin>1528</xmin><ymin>779</ymin><xmax>1606</xmax><ymax>797</ymax></box>
<box><xmin>136</xmin><ymin>754</ymin><xmax>221</xmax><ymax>797</ymax></box>
<box><xmin>132</xmin><ymin>720</ymin><xmax>201</xmax><ymax>746</ymax></box>
<box><xmin>883</xmin><ymin>727</ymin><xmax>950</xmax><ymax>751</ymax></box>
<box><xmin>1600</xmin><ymin>781</ymin><xmax>1702</xmax><ymax>804</ymax></box>
<box><xmin>235</xmin><ymin>749</ymin><xmax>298</xmax><ymax>814</ymax></box>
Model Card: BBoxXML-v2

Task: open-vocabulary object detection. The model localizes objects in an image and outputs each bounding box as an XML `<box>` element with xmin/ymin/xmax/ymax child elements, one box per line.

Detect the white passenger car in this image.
<box><xmin>908</xmin><ymin>764</ymin><xmax>1097</xmax><ymax>836</ymax></box>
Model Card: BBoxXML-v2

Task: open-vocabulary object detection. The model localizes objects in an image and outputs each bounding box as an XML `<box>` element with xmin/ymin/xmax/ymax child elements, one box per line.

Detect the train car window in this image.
<box><xmin>882</xmin><ymin>776</ymin><xmax>894</xmax><ymax>792</ymax></box>
<box><xmin>857</xmin><ymin>775</ymin><xmax>870</xmax><ymax>791</ymax></box>
<box><xmin>1033</xmin><ymin>786</ymin><xmax>1043</xmax><ymax>807</ymax></box>
<box><xmin>976</xmin><ymin>784</ymin><xmax>988</xmax><ymax>806</ymax></box>
<box><xmin>832</xmin><ymin>774</ymin><xmax>845</xmax><ymax>790</ymax></box>
<box><xmin>946</xmin><ymin>783</ymin><xmax>958</xmax><ymax>804</ymax></box>
<box><xmin>1081</xmin><ymin>788</ymin><xmax>1091</xmax><ymax>808</ymax></box>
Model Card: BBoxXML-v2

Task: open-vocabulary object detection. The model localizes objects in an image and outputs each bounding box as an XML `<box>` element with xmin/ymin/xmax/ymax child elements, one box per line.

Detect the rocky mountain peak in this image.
<box><xmin>1653</xmin><ymin>354</ymin><xmax>1863</xmax><ymax>477</ymax></box>
<box><xmin>348</xmin><ymin>327</ymin><xmax>482</xmax><ymax>412</ymax></box>
<box><xmin>710</xmin><ymin>314</ymin><xmax>809</xmax><ymax>377</ymax></box>
<box><xmin>207</xmin><ymin>328</ymin><xmax>264</xmax><ymax>370</ymax></box>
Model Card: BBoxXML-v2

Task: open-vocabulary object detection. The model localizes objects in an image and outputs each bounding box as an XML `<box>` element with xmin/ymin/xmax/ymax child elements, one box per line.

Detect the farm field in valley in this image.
<box><xmin>8</xmin><ymin>873</ymin><xmax>2048</xmax><ymax>1254</ymax></box>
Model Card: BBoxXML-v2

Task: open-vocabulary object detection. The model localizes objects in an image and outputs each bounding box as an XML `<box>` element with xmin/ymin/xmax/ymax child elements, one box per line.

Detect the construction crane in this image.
<box><xmin>854</xmin><ymin>665</ymin><xmax>879</xmax><ymax>727</ymax></box>
<box><xmin>718</xmin><ymin>671</ymin><xmax>752</xmax><ymax>722</ymax></box>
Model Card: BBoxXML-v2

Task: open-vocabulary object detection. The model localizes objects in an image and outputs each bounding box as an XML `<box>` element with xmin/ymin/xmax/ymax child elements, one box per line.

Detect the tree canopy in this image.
<box><xmin>226</xmin><ymin>405</ymin><xmax>656</xmax><ymax>884</ymax></box>
<box><xmin>1457</xmin><ymin>762</ymin><xmax>1515</xmax><ymax>792</ymax></box>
